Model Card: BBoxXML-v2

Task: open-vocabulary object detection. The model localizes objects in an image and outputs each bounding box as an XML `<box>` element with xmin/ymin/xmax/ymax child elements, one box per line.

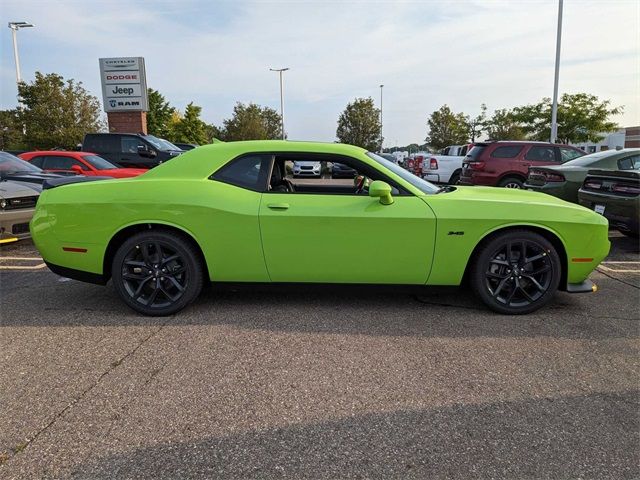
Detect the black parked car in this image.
<box><xmin>82</xmin><ymin>133</ymin><xmax>183</xmax><ymax>169</ymax></box>
<box><xmin>578</xmin><ymin>169</ymin><xmax>639</xmax><ymax>237</ymax></box>
<box><xmin>331</xmin><ymin>162</ymin><xmax>357</xmax><ymax>178</ymax></box>
<box><xmin>173</xmin><ymin>142</ymin><xmax>198</xmax><ymax>151</ymax></box>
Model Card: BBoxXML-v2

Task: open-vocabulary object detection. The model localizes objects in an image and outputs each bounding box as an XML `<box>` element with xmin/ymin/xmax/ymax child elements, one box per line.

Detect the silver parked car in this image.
<box><xmin>293</xmin><ymin>160</ymin><xmax>321</xmax><ymax>177</ymax></box>
<box><xmin>0</xmin><ymin>152</ymin><xmax>62</xmax><ymax>242</ymax></box>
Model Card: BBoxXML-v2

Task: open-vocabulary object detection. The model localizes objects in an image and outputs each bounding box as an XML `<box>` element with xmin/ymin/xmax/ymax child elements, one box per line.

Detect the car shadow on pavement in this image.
<box><xmin>1</xmin><ymin>274</ymin><xmax>637</xmax><ymax>340</ymax></box>
<box><xmin>72</xmin><ymin>389</ymin><xmax>638</xmax><ymax>479</ymax></box>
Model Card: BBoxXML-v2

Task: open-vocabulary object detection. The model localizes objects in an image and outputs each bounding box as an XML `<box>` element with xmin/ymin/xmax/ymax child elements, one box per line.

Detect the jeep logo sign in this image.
<box><xmin>99</xmin><ymin>57</ymin><xmax>148</xmax><ymax>112</ymax></box>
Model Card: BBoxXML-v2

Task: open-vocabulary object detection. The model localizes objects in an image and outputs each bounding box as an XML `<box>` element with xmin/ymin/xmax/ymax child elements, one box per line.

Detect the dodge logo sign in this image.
<box><xmin>99</xmin><ymin>56</ymin><xmax>148</xmax><ymax>112</ymax></box>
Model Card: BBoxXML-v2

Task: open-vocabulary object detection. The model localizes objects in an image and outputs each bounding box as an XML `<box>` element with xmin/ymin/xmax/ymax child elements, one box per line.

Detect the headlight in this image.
<box><xmin>0</xmin><ymin>199</ymin><xmax>6</xmax><ymax>209</ymax></box>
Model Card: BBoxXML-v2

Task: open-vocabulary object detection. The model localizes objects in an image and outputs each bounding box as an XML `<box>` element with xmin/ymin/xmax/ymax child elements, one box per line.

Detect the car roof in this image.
<box><xmin>143</xmin><ymin>140</ymin><xmax>368</xmax><ymax>179</ymax></box>
<box><xmin>22</xmin><ymin>150</ymin><xmax>94</xmax><ymax>157</ymax></box>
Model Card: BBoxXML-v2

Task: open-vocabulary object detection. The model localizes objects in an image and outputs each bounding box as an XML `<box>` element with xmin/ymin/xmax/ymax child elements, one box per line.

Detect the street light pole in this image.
<box><xmin>8</xmin><ymin>21</ymin><xmax>34</xmax><ymax>86</ymax></box>
<box><xmin>550</xmin><ymin>0</ymin><xmax>563</xmax><ymax>143</ymax></box>
<box><xmin>270</xmin><ymin>67</ymin><xmax>289</xmax><ymax>140</ymax></box>
<box><xmin>379</xmin><ymin>84</ymin><xmax>384</xmax><ymax>152</ymax></box>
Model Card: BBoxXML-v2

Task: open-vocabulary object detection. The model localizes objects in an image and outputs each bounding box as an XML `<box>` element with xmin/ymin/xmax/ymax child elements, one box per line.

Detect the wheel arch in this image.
<box><xmin>103</xmin><ymin>222</ymin><xmax>209</xmax><ymax>282</ymax></box>
<box><xmin>461</xmin><ymin>224</ymin><xmax>568</xmax><ymax>290</ymax></box>
<box><xmin>497</xmin><ymin>172</ymin><xmax>527</xmax><ymax>185</ymax></box>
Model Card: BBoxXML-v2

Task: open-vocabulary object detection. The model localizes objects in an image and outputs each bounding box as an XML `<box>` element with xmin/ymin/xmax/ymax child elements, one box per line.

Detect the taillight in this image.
<box><xmin>544</xmin><ymin>172</ymin><xmax>565</xmax><ymax>182</ymax></box>
<box><xmin>612</xmin><ymin>184</ymin><xmax>640</xmax><ymax>195</ymax></box>
<box><xmin>468</xmin><ymin>161</ymin><xmax>485</xmax><ymax>171</ymax></box>
<box><xmin>584</xmin><ymin>180</ymin><xmax>602</xmax><ymax>190</ymax></box>
<box><xmin>429</xmin><ymin>157</ymin><xmax>438</xmax><ymax>169</ymax></box>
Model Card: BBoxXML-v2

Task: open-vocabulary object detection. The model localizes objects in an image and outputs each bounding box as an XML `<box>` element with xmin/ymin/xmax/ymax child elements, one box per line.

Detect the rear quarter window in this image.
<box><xmin>29</xmin><ymin>155</ymin><xmax>45</xmax><ymax>168</ymax></box>
<box><xmin>490</xmin><ymin>145</ymin><xmax>524</xmax><ymax>159</ymax></box>
<box><xmin>618</xmin><ymin>154</ymin><xmax>640</xmax><ymax>170</ymax></box>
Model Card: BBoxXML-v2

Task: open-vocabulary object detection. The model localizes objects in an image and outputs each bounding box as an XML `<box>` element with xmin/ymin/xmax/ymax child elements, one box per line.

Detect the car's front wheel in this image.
<box><xmin>112</xmin><ymin>230</ymin><xmax>204</xmax><ymax>316</ymax></box>
<box><xmin>470</xmin><ymin>230</ymin><xmax>561</xmax><ymax>314</ymax></box>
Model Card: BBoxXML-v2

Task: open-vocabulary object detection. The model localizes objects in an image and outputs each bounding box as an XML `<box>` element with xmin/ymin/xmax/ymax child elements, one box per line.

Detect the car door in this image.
<box><xmin>258</xmin><ymin>153</ymin><xmax>437</xmax><ymax>284</ymax></box>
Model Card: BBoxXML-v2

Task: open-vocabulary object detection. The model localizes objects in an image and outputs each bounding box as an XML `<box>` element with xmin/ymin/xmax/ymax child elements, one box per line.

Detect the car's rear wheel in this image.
<box><xmin>470</xmin><ymin>230</ymin><xmax>561</xmax><ymax>314</ymax></box>
<box><xmin>449</xmin><ymin>171</ymin><xmax>461</xmax><ymax>185</ymax></box>
<box><xmin>112</xmin><ymin>230</ymin><xmax>204</xmax><ymax>316</ymax></box>
<box><xmin>498</xmin><ymin>176</ymin><xmax>525</xmax><ymax>189</ymax></box>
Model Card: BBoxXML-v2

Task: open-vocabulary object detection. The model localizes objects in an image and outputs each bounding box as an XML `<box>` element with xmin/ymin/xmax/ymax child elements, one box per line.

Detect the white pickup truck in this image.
<box><xmin>421</xmin><ymin>144</ymin><xmax>475</xmax><ymax>185</ymax></box>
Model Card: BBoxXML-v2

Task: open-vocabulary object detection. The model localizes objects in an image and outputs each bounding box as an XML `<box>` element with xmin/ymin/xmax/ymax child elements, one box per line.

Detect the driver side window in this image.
<box><xmin>268</xmin><ymin>154</ymin><xmax>399</xmax><ymax>195</ymax></box>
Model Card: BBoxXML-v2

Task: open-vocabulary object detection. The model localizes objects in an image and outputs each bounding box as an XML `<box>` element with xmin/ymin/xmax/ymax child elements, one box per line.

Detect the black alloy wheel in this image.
<box><xmin>112</xmin><ymin>230</ymin><xmax>204</xmax><ymax>316</ymax></box>
<box><xmin>471</xmin><ymin>230</ymin><xmax>561</xmax><ymax>314</ymax></box>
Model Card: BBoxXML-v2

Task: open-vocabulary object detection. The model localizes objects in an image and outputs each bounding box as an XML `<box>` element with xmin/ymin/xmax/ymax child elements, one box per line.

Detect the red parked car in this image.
<box><xmin>19</xmin><ymin>151</ymin><xmax>147</xmax><ymax>178</ymax></box>
<box><xmin>458</xmin><ymin>141</ymin><xmax>584</xmax><ymax>189</ymax></box>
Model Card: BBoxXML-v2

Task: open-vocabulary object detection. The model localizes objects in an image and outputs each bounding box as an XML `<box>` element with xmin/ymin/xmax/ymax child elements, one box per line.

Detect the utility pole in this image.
<box><xmin>550</xmin><ymin>0</ymin><xmax>563</xmax><ymax>143</ymax></box>
<box><xmin>270</xmin><ymin>67</ymin><xmax>289</xmax><ymax>140</ymax></box>
<box><xmin>379</xmin><ymin>84</ymin><xmax>384</xmax><ymax>152</ymax></box>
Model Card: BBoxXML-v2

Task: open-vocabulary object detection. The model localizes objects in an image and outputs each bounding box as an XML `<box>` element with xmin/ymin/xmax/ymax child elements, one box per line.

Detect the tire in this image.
<box><xmin>111</xmin><ymin>230</ymin><xmax>204</xmax><ymax>316</ymax></box>
<box><xmin>620</xmin><ymin>229</ymin><xmax>639</xmax><ymax>239</ymax></box>
<box><xmin>449</xmin><ymin>171</ymin><xmax>461</xmax><ymax>185</ymax></box>
<box><xmin>498</xmin><ymin>176</ymin><xmax>525</xmax><ymax>189</ymax></box>
<box><xmin>470</xmin><ymin>230</ymin><xmax>561</xmax><ymax>315</ymax></box>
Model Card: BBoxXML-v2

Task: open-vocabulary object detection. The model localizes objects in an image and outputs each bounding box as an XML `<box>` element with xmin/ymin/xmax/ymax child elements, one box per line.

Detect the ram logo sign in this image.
<box><xmin>99</xmin><ymin>57</ymin><xmax>149</xmax><ymax>112</ymax></box>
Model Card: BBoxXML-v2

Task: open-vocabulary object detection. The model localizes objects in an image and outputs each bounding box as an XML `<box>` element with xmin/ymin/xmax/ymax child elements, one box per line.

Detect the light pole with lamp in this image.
<box><xmin>270</xmin><ymin>67</ymin><xmax>289</xmax><ymax>140</ymax></box>
<box><xmin>8</xmin><ymin>21</ymin><xmax>34</xmax><ymax>87</ymax></box>
<box><xmin>379</xmin><ymin>84</ymin><xmax>384</xmax><ymax>152</ymax></box>
<box><xmin>550</xmin><ymin>0</ymin><xmax>563</xmax><ymax>143</ymax></box>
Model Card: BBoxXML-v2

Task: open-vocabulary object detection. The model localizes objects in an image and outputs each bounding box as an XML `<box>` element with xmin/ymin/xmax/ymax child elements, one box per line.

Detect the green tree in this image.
<box><xmin>513</xmin><ymin>93</ymin><xmax>622</xmax><ymax>143</ymax></box>
<box><xmin>16</xmin><ymin>72</ymin><xmax>103</xmax><ymax>149</ymax></box>
<box><xmin>0</xmin><ymin>109</ymin><xmax>25</xmax><ymax>150</ymax></box>
<box><xmin>425</xmin><ymin>105</ymin><xmax>469</xmax><ymax>150</ymax></box>
<box><xmin>171</xmin><ymin>102</ymin><xmax>208</xmax><ymax>144</ymax></box>
<box><xmin>467</xmin><ymin>104</ymin><xmax>487</xmax><ymax>142</ymax></box>
<box><xmin>146</xmin><ymin>88</ymin><xmax>175</xmax><ymax>139</ymax></box>
<box><xmin>484</xmin><ymin>108</ymin><xmax>526</xmax><ymax>141</ymax></box>
<box><xmin>219</xmin><ymin>102</ymin><xmax>282</xmax><ymax>141</ymax></box>
<box><xmin>336</xmin><ymin>97</ymin><xmax>382</xmax><ymax>151</ymax></box>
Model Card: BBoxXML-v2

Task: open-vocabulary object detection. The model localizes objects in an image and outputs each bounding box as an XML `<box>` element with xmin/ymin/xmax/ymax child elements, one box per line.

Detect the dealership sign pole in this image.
<box><xmin>99</xmin><ymin>57</ymin><xmax>149</xmax><ymax>133</ymax></box>
<box><xmin>550</xmin><ymin>0</ymin><xmax>563</xmax><ymax>143</ymax></box>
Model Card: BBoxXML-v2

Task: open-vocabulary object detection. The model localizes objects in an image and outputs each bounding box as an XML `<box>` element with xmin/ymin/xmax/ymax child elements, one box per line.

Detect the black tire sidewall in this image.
<box><xmin>471</xmin><ymin>230</ymin><xmax>561</xmax><ymax>315</ymax></box>
<box><xmin>112</xmin><ymin>230</ymin><xmax>204</xmax><ymax>316</ymax></box>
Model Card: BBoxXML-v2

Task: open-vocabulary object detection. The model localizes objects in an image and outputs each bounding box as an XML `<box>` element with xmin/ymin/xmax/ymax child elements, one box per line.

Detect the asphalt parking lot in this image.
<box><xmin>1</xmin><ymin>232</ymin><xmax>638</xmax><ymax>479</ymax></box>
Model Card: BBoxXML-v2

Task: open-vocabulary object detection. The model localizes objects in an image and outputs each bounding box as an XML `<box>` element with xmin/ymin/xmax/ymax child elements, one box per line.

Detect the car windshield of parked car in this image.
<box><xmin>142</xmin><ymin>135</ymin><xmax>179</xmax><ymax>151</ymax></box>
<box><xmin>158</xmin><ymin>138</ymin><xmax>182</xmax><ymax>151</ymax></box>
<box><xmin>83</xmin><ymin>155</ymin><xmax>118</xmax><ymax>170</ymax></box>
<box><xmin>0</xmin><ymin>151</ymin><xmax>43</xmax><ymax>173</ymax></box>
<box><xmin>366</xmin><ymin>152</ymin><xmax>440</xmax><ymax>194</ymax></box>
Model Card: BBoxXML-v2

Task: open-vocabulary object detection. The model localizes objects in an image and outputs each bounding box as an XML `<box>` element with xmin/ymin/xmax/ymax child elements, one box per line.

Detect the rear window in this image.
<box><xmin>490</xmin><ymin>145</ymin><xmax>523</xmax><ymax>158</ymax></box>
<box><xmin>466</xmin><ymin>145</ymin><xmax>486</xmax><ymax>161</ymax></box>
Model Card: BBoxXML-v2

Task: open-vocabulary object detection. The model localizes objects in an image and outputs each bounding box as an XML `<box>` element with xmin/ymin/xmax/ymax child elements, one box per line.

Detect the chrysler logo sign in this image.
<box><xmin>99</xmin><ymin>57</ymin><xmax>148</xmax><ymax>112</ymax></box>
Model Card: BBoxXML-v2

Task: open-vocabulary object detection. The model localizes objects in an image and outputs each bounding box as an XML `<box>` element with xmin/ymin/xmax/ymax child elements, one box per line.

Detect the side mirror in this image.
<box><xmin>71</xmin><ymin>164</ymin><xmax>84</xmax><ymax>174</ymax></box>
<box><xmin>368</xmin><ymin>180</ymin><xmax>394</xmax><ymax>205</ymax></box>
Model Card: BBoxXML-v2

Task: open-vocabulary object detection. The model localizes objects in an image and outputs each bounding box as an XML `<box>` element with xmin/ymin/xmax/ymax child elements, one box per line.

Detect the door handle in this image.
<box><xmin>267</xmin><ymin>203</ymin><xmax>289</xmax><ymax>210</ymax></box>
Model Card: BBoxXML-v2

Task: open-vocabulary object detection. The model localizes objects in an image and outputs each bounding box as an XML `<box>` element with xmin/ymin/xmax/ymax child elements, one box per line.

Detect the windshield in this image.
<box><xmin>158</xmin><ymin>138</ymin><xmax>182</xmax><ymax>150</ymax></box>
<box><xmin>143</xmin><ymin>134</ymin><xmax>179</xmax><ymax>151</ymax></box>
<box><xmin>83</xmin><ymin>155</ymin><xmax>118</xmax><ymax>170</ymax></box>
<box><xmin>366</xmin><ymin>152</ymin><xmax>440</xmax><ymax>194</ymax></box>
<box><xmin>0</xmin><ymin>151</ymin><xmax>43</xmax><ymax>173</ymax></box>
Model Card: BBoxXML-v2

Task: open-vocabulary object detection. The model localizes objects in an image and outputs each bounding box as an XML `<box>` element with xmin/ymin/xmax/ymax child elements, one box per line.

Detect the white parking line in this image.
<box><xmin>0</xmin><ymin>263</ymin><xmax>47</xmax><ymax>270</ymax></box>
<box><xmin>0</xmin><ymin>256</ymin><xmax>44</xmax><ymax>261</ymax></box>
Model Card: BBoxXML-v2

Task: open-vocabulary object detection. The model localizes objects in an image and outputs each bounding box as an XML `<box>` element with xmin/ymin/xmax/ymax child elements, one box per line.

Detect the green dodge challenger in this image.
<box><xmin>31</xmin><ymin>141</ymin><xmax>610</xmax><ymax>316</ymax></box>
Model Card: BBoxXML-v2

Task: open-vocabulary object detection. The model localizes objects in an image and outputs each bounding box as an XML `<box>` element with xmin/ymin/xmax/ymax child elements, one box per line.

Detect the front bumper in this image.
<box><xmin>0</xmin><ymin>208</ymin><xmax>35</xmax><ymax>240</ymax></box>
<box><xmin>566</xmin><ymin>279</ymin><xmax>597</xmax><ymax>293</ymax></box>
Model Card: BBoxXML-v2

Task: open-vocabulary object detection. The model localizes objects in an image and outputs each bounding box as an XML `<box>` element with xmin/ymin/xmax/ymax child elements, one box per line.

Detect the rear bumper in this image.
<box><xmin>459</xmin><ymin>173</ymin><xmax>496</xmax><ymax>186</ymax></box>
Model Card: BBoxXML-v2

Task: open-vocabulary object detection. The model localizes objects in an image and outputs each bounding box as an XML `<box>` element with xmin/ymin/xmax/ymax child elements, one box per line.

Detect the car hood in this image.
<box><xmin>0</xmin><ymin>171</ymin><xmax>63</xmax><ymax>185</ymax></box>
<box><xmin>0</xmin><ymin>180</ymin><xmax>42</xmax><ymax>198</ymax></box>
<box><xmin>439</xmin><ymin>185</ymin><xmax>586</xmax><ymax>210</ymax></box>
<box><xmin>294</xmin><ymin>161</ymin><xmax>320</xmax><ymax>166</ymax></box>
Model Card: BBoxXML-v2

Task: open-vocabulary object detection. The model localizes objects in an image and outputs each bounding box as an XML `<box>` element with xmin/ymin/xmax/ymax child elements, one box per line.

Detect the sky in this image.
<box><xmin>1</xmin><ymin>0</ymin><xmax>638</xmax><ymax>146</ymax></box>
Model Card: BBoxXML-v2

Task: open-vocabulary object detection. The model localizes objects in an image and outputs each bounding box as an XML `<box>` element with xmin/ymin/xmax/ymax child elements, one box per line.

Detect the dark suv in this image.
<box><xmin>82</xmin><ymin>133</ymin><xmax>183</xmax><ymax>168</ymax></box>
<box><xmin>459</xmin><ymin>141</ymin><xmax>584</xmax><ymax>189</ymax></box>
